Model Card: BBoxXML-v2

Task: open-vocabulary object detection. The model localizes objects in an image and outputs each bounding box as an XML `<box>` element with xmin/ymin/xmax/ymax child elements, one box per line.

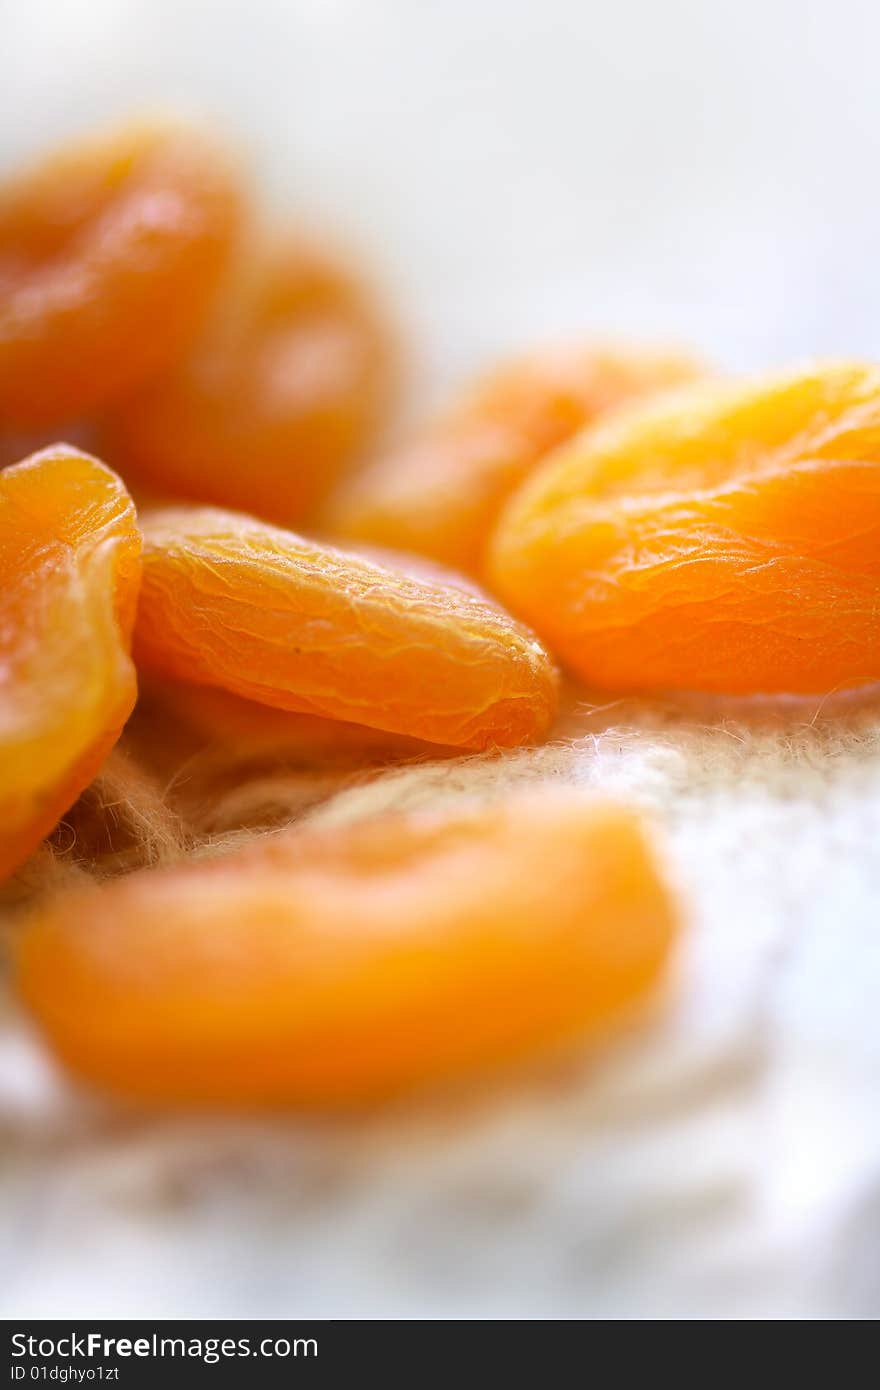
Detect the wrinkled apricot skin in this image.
<box><xmin>15</xmin><ymin>790</ymin><xmax>677</xmax><ymax>1106</ymax></box>
<box><xmin>104</xmin><ymin>237</ymin><xmax>392</xmax><ymax>526</ymax></box>
<box><xmin>323</xmin><ymin>345</ymin><xmax>701</xmax><ymax>574</ymax></box>
<box><xmin>0</xmin><ymin>122</ymin><xmax>242</xmax><ymax>425</ymax></box>
<box><xmin>489</xmin><ymin>363</ymin><xmax>880</xmax><ymax>696</ymax></box>
<box><xmin>133</xmin><ymin>507</ymin><xmax>558</xmax><ymax>750</ymax></box>
<box><xmin>0</xmin><ymin>447</ymin><xmax>141</xmax><ymax>880</ymax></box>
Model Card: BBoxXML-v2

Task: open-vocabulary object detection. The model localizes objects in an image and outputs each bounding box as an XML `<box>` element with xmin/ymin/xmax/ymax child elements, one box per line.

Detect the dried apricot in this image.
<box><xmin>0</xmin><ymin>121</ymin><xmax>242</xmax><ymax>425</ymax></box>
<box><xmin>323</xmin><ymin>345</ymin><xmax>701</xmax><ymax>573</ymax></box>
<box><xmin>0</xmin><ymin>446</ymin><xmax>141</xmax><ymax>880</ymax></box>
<box><xmin>133</xmin><ymin>506</ymin><xmax>558</xmax><ymax>749</ymax></box>
<box><xmin>15</xmin><ymin>789</ymin><xmax>677</xmax><ymax>1105</ymax></box>
<box><xmin>104</xmin><ymin>236</ymin><xmax>391</xmax><ymax>525</ymax></box>
<box><xmin>141</xmin><ymin>678</ymin><xmax>446</xmax><ymax>765</ymax></box>
<box><xmin>488</xmin><ymin>362</ymin><xmax>880</xmax><ymax>696</ymax></box>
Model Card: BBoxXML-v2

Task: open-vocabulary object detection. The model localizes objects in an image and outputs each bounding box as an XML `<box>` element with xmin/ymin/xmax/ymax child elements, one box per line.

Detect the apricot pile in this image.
<box><xmin>6</xmin><ymin>115</ymin><xmax>878</xmax><ymax>1112</ymax></box>
<box><xmin>324</xmin><ymin>345</ymin><xmax>702</xmax><ymax>574</ymax></box>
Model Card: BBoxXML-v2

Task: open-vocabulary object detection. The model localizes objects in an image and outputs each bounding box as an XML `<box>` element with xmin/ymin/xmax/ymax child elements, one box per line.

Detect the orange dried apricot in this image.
<box><xmin>133</xmin><ymin>506</ymin><xmax>558</xmax><ymax>749</ymax></box>
<box><xmin>323</xmin><ymin>344</ymin><xmax>701</xmax><ymax>573</ymax></box>
<box><xmin>104</xmin><ymin>236</ymin><xmax>392</xmax><ymax>525</ymax></box>
<box><xmin>142</xmin><ymin>678</ymin><xmax>446</xmax><ymax>765</ymax></box>
<box><xmin>488</xmin><ymin>362</ymin><xmax>880</xmax><ymax>696</ymax></box>
<box><xmin>0</xmin><ymin>446</ymin><xmax>141</xmax><ymax>880</ymax></box>
<box><xmin>15</xmin><ymin>789</ymin><xmax>677</xmax><ymax>1105</ymax></box>
<box><xmin>0</xmin><ymin>121</ymin><xmax>242</xmax><ymax>426</ymax></box>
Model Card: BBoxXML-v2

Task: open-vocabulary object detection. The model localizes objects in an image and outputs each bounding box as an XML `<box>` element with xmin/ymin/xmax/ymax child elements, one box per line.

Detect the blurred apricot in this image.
<box><xmin>323</xmin><ymin>344</ymin><xmax>701</xmax><ymax>573</ymax></box>
<box><xmin>105</xmin><ymin>236</ymin><xmax>392</xmax><ymax>525</ymax></box>
<box><xmin>15</xmin><ymin>789</ymin><xmax>678</xmax><ymax>1105</ymax></box>
<box><xmin>0</xmin><ymin>120</ymin><xmax>242</xmax><ymax>425</ymax></box>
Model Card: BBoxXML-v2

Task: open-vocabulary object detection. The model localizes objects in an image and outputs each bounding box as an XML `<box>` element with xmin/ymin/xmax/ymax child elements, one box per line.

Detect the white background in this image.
<box><xmin>2</xmin><ymin>0</ymin><xmax>880</xmax><ymax>1320</ymax></box>
<box><xmin>5</xmin><ymin>0</ymin><xmax>880</xmax><ymax>394</ymax></box>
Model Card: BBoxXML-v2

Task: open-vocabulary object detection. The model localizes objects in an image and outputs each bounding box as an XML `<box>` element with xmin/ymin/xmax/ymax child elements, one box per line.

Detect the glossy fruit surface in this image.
<box><xmin>0</xmin><ymin>446</ymin><xmax>141</xmax><ymax>879</ymax></box>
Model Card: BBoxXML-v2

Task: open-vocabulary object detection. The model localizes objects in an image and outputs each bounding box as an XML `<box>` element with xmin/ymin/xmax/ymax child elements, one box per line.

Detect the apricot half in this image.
<box><xmin>323</xmin><ymin>344</ymin><xmax>701</xmax><ymax>574</ymax></box>
<box><xmin>489</xmin><ymin>362</ymin><xmax>880</xmax><ymax>696</ymax></box>
<box><xmin>15</xmin><ymin>789</ymin><xmax>678</xmax><ymax>1105</ymax></box>
<box><xmin>0</xmin><ymin>120</ymin><xmax>242</xmax><ymax>425</ymax></box>
<box><xmin>134</xmin><ymin>506</ymin><xmax>558</xmax><ymax>750</ymax></box>
<box><xmin>104</xmin><ymin>236</ymin><xmax>391</xmax><ymax>525</ymax></box>
<box><xmin>0</xmin><ymin>446</ymin><xmax>141</xmax><ymax>880</ymax></box>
